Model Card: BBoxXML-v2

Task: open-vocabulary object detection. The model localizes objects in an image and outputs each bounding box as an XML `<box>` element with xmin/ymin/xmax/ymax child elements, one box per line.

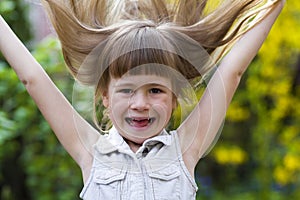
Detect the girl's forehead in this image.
<box><xmin>111</xmin><ymin>74</ymin><xmax>173</xmax><ymax>89</ymax></box>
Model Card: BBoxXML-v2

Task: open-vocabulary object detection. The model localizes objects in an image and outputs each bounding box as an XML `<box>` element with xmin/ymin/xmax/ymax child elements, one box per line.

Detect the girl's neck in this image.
<box><xmin>123</xmin><ymin>138</ymin><xmax>142</xmax><ymax>153</ymax></box>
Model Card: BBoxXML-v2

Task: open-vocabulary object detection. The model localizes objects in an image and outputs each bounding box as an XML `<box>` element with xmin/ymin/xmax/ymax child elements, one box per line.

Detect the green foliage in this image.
<box><xmin>0</xmin><ymin>36</ymin><xmax>82</xmax><ymax>199</ymax></box>
<box><xmin>25</xmin><ymin>38</ymin><xmax>81</xmax><ymax>200</ymax></box>
<box><xmin>0</xmin><ymin>0</ymin><xmax>32</xmax><ymax>44</ymax></box>
<box><xmin>1</xmin><ymin>1</ymin><xmax>82</xmax><ymax>198</ymax></box>
<box><xmin>1</xmin><ymin>1</ymin><xmax>299</xmax><ymax>200</ymax></box>
<box><xmin>196</xmin><ymin>1</ymin><xmax>300</xmax><ymax>199</ymax></box>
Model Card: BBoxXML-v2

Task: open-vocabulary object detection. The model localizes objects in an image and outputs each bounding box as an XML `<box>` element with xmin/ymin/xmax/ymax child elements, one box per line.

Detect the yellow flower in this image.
<box><xmin>280</xmin><ymin>126</ymin><xmax>298</xmax><ymax>144</ymax></box>
<box><xmin>213</xmin><ymin>145</ymin><xmax>247</xmax><ymax>165</ymax></box>
<box><xmin>274</xmin><ymin>166</ymin><xmax>292</xmax><ymax>186</ymax></box>
<box><xmin>227</xmin><ymin>103</ymin><xmax>250</xmax><ymax>122</ymax></box>
<box><xmin>283</xmin><ymin>154</ymin><xmax>300</xmax><ymax>171</ymax></box>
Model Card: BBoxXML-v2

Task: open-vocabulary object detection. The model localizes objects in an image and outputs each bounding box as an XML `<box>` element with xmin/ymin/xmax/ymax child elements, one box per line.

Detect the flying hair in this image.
<box><xmin>43</xmin><ymin>0</ymin><xmax>280</xmax><ymax>79</ymax></box>
<box><xmin>42</xmin><ymin>0</ymin><xmax>282</xmax><ymax>129</ymax></box>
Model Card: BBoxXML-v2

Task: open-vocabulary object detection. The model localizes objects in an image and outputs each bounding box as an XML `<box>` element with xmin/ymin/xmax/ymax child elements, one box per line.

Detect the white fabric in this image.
<box><xmin>80</xmin><ymin>126</ymin><xmax>198</xmax><ymax>200</ymax></box>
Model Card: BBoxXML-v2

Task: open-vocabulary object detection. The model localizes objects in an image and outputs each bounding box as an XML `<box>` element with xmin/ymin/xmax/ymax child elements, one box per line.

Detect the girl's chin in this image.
<box><xmin>124</xmin><ymin>126</ymin><xmax>162</xmax><ymax>138</ymax></box>
<box><xmin>115</xmin><ymin>121</ymin><xmax>166</xmax><ymax>143</ymax></box>
<box><xmin>119</xmin><ymin>129</ymin><xmax>161</xmax><ymax>144</ymax></box>
<box><xmin>120</xmin><ymin>134</ymin><xmax>146</xmax><ymax>147</ymax></box>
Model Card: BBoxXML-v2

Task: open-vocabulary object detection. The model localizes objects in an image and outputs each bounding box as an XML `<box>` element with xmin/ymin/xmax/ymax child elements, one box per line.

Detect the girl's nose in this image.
<box><xmin>129</xmin><ymin>91</ymin><xmax>150</xmax><ymax>111</ymax></box>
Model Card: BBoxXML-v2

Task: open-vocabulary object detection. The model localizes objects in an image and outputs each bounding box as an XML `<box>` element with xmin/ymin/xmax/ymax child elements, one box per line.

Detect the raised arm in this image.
<box><xmin>0</xmin><ymin>16</ymin><xmax>98</xmax><ymax>181</ymax></box>
<box><xmin>177</xmin><ymin>0</ymin><xmax>285</xmax><ymax>174</ymax></box>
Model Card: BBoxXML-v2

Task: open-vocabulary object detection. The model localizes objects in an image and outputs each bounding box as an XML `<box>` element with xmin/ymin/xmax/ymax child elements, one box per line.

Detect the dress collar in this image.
<box><xmin>95</xmin><ymin>126</ymin><xmax>172</xmax><ymax>155</ymax></box>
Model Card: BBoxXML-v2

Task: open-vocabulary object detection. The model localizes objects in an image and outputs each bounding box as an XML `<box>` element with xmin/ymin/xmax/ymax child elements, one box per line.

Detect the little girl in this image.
<box><xmin>0</xmin><ymin>0</ymin><xmax>284</xmax><ymax>199</ymax></box>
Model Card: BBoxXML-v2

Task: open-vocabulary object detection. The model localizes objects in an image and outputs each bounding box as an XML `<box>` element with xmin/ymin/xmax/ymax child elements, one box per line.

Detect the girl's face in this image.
<box><xmin>102</xmin><ymin>74</ymin><xmax>176</xmax><ymax>145</ymax></box>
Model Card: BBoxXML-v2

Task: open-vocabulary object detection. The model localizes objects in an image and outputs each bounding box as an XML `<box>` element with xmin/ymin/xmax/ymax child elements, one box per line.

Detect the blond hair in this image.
<box><xmin>43</xmin><ymin>0</ymin><xmax>281</xmax><ymax>129</ymax></box>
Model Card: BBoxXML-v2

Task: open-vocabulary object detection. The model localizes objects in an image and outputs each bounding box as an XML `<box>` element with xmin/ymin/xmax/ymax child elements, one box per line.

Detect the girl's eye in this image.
<box><xmin>149</xmin><ymin>88</ymin><xmax>163</xmax><ymax>94</ymax></box>
<box><xmin>119</xmin><ymin>89</ymin><xmax>133</xmax><ymax>94</ymax></box>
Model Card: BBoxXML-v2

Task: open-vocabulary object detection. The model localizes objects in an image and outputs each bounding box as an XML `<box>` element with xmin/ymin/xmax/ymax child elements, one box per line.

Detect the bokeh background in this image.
<box><xmin>0</xmin><ymin>0</ymin><xmax>299</xmax><ymax>199</ymax></box>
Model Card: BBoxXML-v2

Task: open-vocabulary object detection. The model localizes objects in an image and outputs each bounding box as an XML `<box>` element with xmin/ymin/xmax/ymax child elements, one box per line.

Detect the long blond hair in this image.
<box><xmin>43</xmin><ymin>0</ymin><xmax>281</xmax><ymax>129</ymax></box>
<box><xmin>43</xmin><ymin>0</ymin><xmax>280</xmax><ymax>75</ymax></box>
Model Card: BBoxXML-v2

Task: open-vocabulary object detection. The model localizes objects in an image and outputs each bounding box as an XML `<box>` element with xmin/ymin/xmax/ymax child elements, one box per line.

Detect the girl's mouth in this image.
<box><xmin>125</xmin><ymin>117</ymin><xmax>155</xmax><ymax>128</ymax></box>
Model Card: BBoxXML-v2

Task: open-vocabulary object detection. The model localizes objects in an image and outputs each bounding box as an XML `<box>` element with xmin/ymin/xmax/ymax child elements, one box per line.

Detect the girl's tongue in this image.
<box><xmin>131</xmin><ymin>118</ymin><xmax>149</xmax><ymax>127</ymax></box>
<box><xmin>126</xmin><ymin>117</ymin><xmax>155</xmax><ymax>128</ymax></box>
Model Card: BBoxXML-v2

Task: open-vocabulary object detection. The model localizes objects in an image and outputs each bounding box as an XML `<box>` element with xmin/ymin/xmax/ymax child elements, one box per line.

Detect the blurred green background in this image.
<box><xmin>0</xmin><ymin>0</ymin><xmax>299</xmax><ymax>199</ymax></box>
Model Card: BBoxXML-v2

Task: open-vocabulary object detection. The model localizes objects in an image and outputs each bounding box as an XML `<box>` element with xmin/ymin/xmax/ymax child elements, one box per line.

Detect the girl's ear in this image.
<box><xmin>102</xmin><ymin>91</ymin><xmax>109</xmax><ymax>108</ymax></box>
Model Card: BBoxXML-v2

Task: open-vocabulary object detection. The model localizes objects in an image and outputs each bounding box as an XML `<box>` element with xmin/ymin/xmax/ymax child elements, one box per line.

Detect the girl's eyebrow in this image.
<box><xmin>113</xmin><ymin>83</ymin><xmax>135</xmax><ymax>88</ymax></box>
<box><xmin>114</xmin><ymin>82</ymin><xmax>170</xmax><ymax>88</ymax></box>
<box><xmin>147</xmin><ymin>83</ymin><xmax>169</xmax><ymax>88</ymax></box>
